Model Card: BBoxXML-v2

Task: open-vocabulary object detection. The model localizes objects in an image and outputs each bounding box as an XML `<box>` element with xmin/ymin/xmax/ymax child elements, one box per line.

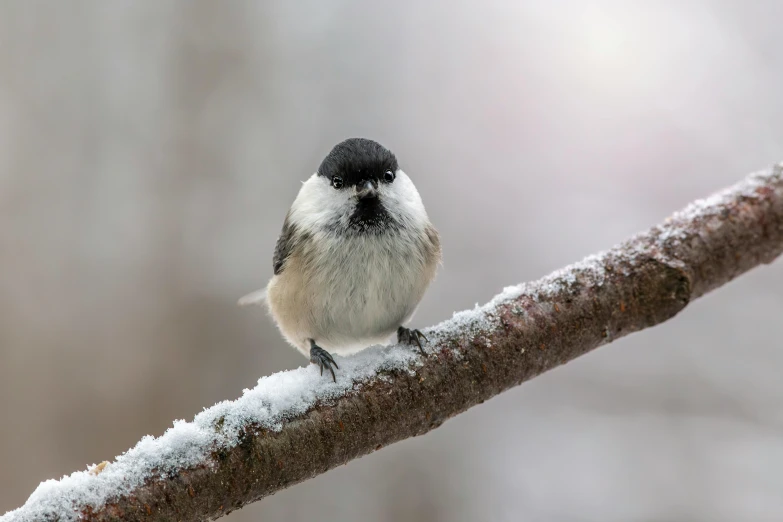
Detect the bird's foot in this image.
<box><xmin>397</xmin><ymin>326</ymin><xmax>428</xmax><ymax>356</ymax></box>
<box><xmin>309</xmin><ymin>340</ymin><xmax>339</xmax><ymax>382</ymax></box>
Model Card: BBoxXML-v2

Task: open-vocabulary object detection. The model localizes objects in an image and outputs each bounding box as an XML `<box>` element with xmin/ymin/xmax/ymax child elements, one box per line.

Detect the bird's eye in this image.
<box><xmin>332</xmin><ymin>176</ymin><xmax>343</xmax><ymax>189</ymax></box>
<box><xmin>383</xmin><ymin>170</ymin><xmax>395</xmax><ymax>183</ymax></box>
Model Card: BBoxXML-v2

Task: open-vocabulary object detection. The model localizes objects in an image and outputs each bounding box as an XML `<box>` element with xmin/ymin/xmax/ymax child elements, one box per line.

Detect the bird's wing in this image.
<box><xmin>272</xmin><ymin>213</ymin><xmax>298</xmax><ymax>275</ymax></box>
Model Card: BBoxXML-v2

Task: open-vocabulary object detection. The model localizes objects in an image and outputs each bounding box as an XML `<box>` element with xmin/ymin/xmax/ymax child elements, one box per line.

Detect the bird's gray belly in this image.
<box><xmin>308</xmin><ymin>239</ymin><xmax>422</xmax><ymax>352</ymax></box>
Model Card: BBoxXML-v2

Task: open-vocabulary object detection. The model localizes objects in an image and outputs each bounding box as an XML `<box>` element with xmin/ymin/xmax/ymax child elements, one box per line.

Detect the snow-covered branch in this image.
<box><xmin>3</xmin><ymin>164</ymin><xmax>783</xmax><ymax>522</ymax></box>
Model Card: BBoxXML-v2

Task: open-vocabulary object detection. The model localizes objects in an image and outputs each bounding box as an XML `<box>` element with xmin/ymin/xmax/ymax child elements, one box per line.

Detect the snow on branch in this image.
<box><xmin>3</xmin><ymin>164</ymin><xmax>783</xmax><ymax>522</ymax></box>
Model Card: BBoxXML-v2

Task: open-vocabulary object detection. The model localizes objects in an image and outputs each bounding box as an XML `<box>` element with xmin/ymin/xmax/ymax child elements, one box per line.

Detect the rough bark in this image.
<box><xmin>5</xmin><ymin>164</ymin><xmax>783</xmax><ymax>522</ymax></box>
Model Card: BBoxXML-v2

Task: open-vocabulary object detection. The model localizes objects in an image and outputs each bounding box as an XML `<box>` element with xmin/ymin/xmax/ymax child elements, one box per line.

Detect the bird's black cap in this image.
<box><xmin>317</xmin><ymin>138</ymin><xmax>398</xmax><ymax>187</ymax></box>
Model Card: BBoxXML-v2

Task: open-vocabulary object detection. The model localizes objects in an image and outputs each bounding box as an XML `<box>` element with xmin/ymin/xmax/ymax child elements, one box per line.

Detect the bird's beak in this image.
<box><xmin>357</xmin><ymin>179</ymin><xmax>377</xmax><ymax>200</ymax></box>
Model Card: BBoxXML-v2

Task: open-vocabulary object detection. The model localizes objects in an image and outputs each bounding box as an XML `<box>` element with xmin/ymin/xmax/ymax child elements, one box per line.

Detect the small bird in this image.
<box><xmin>240</xmin><ymin>138</ymin><xmax>441</xmax><ymax>381</ymax></box>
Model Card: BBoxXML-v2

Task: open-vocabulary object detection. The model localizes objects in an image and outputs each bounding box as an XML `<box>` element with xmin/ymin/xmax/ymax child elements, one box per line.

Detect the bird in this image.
<box><xmin>239</xmin><ymin>138</ymin><xmax>441</xmax><ymax>381</ymax></box>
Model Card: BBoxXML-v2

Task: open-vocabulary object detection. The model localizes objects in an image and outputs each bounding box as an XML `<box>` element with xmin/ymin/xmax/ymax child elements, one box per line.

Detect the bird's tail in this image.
<box><xmin>238</xmin><ymin>288</ymin><xmax>267</xmax><ymax>306</ymax></box>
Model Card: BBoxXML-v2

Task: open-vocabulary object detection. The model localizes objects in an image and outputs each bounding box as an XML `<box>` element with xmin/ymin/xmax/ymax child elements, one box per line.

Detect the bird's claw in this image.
<box><xmin>309</xmin><ymin>341</ymin><xmax>338</xmax><ymax>382</ymax></box>
<box><xmin>397</xmin><ymin>326</ymin><xmax>428</xmax><ymax>356</ymax></box>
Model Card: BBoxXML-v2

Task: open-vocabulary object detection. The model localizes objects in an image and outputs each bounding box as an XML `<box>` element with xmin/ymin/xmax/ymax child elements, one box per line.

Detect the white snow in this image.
<box><xmin>4</xmin><ymin>164</ymin><xmax>779</xmax><ymax>522</ymax></box>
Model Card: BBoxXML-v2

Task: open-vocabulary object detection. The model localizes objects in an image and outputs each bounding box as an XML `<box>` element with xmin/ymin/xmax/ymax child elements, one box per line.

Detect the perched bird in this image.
<box><xmin>240</xmin><ymin>138</ymin><xmax>441</xmax><ymax>381</ymax></box>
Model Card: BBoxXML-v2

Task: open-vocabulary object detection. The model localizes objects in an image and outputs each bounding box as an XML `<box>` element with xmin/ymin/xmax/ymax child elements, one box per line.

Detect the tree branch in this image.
<box><xmin>4</xmin><ymin>164</ymin><xmax>783</xmax><ymax>522</ymax></box>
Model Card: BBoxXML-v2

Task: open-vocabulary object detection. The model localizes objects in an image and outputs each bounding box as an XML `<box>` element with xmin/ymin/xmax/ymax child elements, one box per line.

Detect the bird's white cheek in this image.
<box><xmin>380</xmin><ymin>171</ymin><xmax>429</xmax><ymax>226</ymax></box>
<box><xmin>289</xmin><ymin>175</ymin><xmax>354</xmax><ymax>232</ymax></box>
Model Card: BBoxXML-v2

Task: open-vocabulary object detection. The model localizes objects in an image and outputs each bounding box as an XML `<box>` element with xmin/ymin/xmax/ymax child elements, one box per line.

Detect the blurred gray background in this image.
<box><xmin>1</xmin><ymin>1</ymin><xmax>782</xmax><ymax>521</ymax></box>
